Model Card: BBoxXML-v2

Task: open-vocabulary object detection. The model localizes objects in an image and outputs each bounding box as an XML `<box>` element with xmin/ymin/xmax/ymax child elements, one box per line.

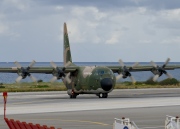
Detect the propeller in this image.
<box><xmin>14</xmin><ymin>60</ymin><xmax>37</xmax><ymax>83</ymax></box>
<box><xmin>116</xmin><ymin>59</ymin><xmax>139</xmax><ymax>84</ymax></box>
<box><xmin>150</xmin><ymin>58</ymin><xmax>172</xmax><ymax>81</ymax></box>
<box><xmin>50</xmin><ymin>61</ymin><xmax>71</xmax><ymax>83</ymax></box>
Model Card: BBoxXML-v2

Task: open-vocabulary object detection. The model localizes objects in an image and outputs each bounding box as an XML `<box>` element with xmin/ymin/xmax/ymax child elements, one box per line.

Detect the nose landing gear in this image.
<box><xmin>97</xmin><ymin>93</ymin><xmax>108</xmax><ymax>98</ymax></box>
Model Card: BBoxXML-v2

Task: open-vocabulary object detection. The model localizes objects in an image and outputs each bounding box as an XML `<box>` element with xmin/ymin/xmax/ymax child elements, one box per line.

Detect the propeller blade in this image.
<box><xmin>50</xmin><ymin>61</ymin><xmax>57</xmax><ymax>68</ymax></box>
<box><xmin>14</xmin><ymin>61</ymin><xmax>22</xmax><ymax>68</ymax></box>
<box><xmin>50</xmin><ymin>76</ymin><xmax>58</xmax><ymax>83</ymax></box>
<box><xmin>29</xmin><ymin>60</ymin><xmax>36</xmax><ymax>68</ymax></box>
<box><xmin>165</xmin><ymin>73</ymin><xmax>173</xmax><ymax>79</ymax></box>
<box><xmin>153</xmin><ymin>74</ymin><xmax>159</xmax><ymax>82</ymax></box>
<box><xmin>147</xmin><ymin>76</ymin><xmax>153</xmax><ymax>81</ymax></box>
<box><xmin>150</xmin><ymin>61</ymin><xmax>157</xmax><ymax>68</ymax></box>
<box><xmin>65</xmin><ymin>73</ymin><xmax>71</xmax><ymax>84</ymax></box>
<box><xmin>16</xmin><ymin>76</ymin><xmax>23</xmax><ymax>83</ymax></box>
<box><xmin>64</xmin><ymin>61</ymin><xmax>71</xmax><ymax>68</ymax></box>
<box><xmin>129</xmin><ymin>76</ymin><xmax>136</xmax><ymax>84</ymax></box>
<box><xmin>132</xmin><ymin>62</ymin><xmax>139</xmax><ymax>68</ymax></box>
<box><xmin>119</xmin><ymin>59</ymin><xmax>124</xmax><ymax>67</ymax></box>
<box><xmin>163</xmin><ymin>58</ymin><xmax>170</xmax><ymax>68</ymax></box>
<box><xmin>116</xmin><ymin>74</ymin><xmax>123</xmax><ymax>81</ymax></box>
<box><xmin>62</xmin><ymin>77</ymin><xmax>66</xmax><ymax>84</ymax></box>
<box><xmin>29</xmin><ymin>75</ymin><xmax>37</xmax><ymax>82</ymax></box>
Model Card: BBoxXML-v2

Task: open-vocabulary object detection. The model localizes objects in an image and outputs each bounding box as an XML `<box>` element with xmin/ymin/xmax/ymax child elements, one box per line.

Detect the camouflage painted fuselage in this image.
<box><xmin>66</xmin><ymin>65</ymin><xmax>116</xmax><ymax>95</ymax></box>
<box><xmin>63</xmin><ymin>23</ymin><xmax>116</xmax><ymax>97</ymax></box>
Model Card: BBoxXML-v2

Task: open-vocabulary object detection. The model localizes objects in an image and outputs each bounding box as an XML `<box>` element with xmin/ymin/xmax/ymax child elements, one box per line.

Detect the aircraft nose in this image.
<box><xmin>100</xmin><ymin>78</ymin><xmax>113</xmax><ymax>91</ymax></box>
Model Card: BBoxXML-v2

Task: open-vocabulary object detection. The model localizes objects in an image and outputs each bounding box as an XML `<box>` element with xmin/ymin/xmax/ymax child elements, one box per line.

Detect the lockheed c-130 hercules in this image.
<box><xmin>0</xmin><ymin>23</ymin><xmax>180</xmax><ymax>99</ymax></box>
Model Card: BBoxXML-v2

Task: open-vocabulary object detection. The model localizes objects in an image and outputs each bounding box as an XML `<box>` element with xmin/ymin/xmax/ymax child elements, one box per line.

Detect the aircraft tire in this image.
<box><xmin>98</xmin><ymin>93</ymin><xmax>108</xmax><ymax>98</ymax></box>
<box><xmin>98</xmin><ymin>93</ymin><xmax>103</xmax><ymax>98</ymax></box>
<box><xmin>102</xmin><ymin>93</ymin><xmax>108</xmax><ymax>98</ymax></box>
<box><xmin>70</xmin><ymin>94</ymin><xmax>77</xmax><ymax>99</ymax></box>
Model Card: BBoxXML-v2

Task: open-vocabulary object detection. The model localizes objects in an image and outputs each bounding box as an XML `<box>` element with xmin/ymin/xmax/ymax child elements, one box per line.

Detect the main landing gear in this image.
<box><xmin>97</xmin><ymin>93</ymin><xmax>108</xmax><ymax>98</ymax></box>
<box><xmin>70</xmin><ymin>94</ymin><xmax>77</xmax><ymax>98</ymax></box>
<box><xmin>69</xmin><ymin>90</ymin><xmax>78</xmax><ymax>99</ymax></box>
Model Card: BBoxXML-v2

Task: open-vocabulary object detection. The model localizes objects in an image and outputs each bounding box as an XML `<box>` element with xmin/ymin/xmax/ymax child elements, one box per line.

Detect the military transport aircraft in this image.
<box><xmin>0</xmin><ymin>23</ymin><xmax>180</xmax><ymax>98</ymax></box>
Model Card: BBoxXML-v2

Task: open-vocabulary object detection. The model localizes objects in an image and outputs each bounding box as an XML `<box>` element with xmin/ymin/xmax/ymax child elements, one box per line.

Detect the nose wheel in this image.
<box><xmin>98</xmin><ymin>93</ymin><xmax>108</xmax><ymax>98</ymax></box>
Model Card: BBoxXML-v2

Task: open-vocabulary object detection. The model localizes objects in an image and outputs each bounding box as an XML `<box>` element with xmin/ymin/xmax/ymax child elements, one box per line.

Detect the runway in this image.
<box><xmin>0</xmin><ymin>88</ymin><xmax>180</xmax><ymax>129</ymax></box>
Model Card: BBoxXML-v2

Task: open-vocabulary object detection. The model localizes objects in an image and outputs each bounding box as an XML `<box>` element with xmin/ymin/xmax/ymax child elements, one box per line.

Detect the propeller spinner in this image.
<box><xmin>116</xmin><ymin>59</ymin><xmax>139</xmax><ymax>84</ymax></box>
<box><xmin>50</xmin><ymin>61</ymin><xmax>71</xmax><ymax>84</ymax></box>
<box><xmin>15</xmin><ymin>60</ymin><xmax>37</xmax><ymax>83</ymax></box>
<box><xmin>150</xmin><ymin>58</ymin><xmax>172</xmax><ymax>81</ymax></box>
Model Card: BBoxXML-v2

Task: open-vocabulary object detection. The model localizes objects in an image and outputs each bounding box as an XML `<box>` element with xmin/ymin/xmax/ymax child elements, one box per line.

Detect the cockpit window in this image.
<box><xmin>94</xmin><ymin>69</ymin><xmax>114</xmax><ymax>75</ymax></box>
<box><xmin>98</xmin><ymin>71</ymin><xmax>104</xmax><ymax>75</ymax></box>
<box><xmin>95</xmin><ymin>70</ymin><xmax>104</xmax><ymax>75</ymax></box>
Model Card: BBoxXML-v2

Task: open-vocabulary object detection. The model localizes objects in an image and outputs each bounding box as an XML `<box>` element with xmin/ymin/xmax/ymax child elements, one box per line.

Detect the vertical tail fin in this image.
<box><xmin>63</xmin><ymin>22</ymin><xmax>72</xmax><ymax>66</ymax></box>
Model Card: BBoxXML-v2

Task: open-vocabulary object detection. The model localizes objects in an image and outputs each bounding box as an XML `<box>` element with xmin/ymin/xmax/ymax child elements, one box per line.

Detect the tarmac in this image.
<box><xmin>0</xmin><ymin>88</ymin><xmax>180</xmax><ymax>129</ymax></box>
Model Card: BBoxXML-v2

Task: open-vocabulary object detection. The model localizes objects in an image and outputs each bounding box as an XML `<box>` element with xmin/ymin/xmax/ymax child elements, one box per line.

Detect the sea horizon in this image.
<box><xmin>0</xmin><ymin>62</ymin><xmax>180</xmax><ymax>83</ymax></box>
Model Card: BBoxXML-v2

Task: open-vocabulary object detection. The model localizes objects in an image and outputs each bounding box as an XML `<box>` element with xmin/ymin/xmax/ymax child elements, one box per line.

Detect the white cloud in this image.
<box><xmin>0</xmin><ymin>1</ymin><xmax>180</xmax><ymax>61</ymax></box>
<box><xmin>152</xmin><ymin>8</ymin><xmax>180</xmax><ymax>30</ymax></box>
<box><xmin>0</xmin><ymin>12</ymin><xmax>19</xmax><ymax>37</ymax></box>
<box><xmin>0</xmin><ymin>23</ymin><xmax>9</xmax><ymax>34</ymax></box>
<box><xmin>106</xmin><ymin>33</ymin><xmax>122</xmax><ymax>44</ymax></box>
<box><xmin>66</xmin><ymin>19</ymin><xmax>86</xmax><ymax>43</ymax></box>
<box><xmin>2</xmin><ymin>0</ymin><xmax>30</xmax><ymax>11</ymax></box>
<box><xmin>139</xmin><ymin>40</ymin><xmax>152</xmax><ymax>44</ymax></box>
<box><xmin>55</xmin><ymin>6</ymin><xmax>64</xmax><ymax>11</ymax></box>
<box><xmin>59</xmin><ymin>6</ymin><xmax>108</xmax><ymax>44</ymax></box>
<box><xmin>161</xmin><ymin>37</ymin><xmax>180</xmax><ymax>45</ymax></box>
<box><xmin>159</xmin><ymin>8</ymin><xmax>180</xmax><ymax>20</ymax></box>
<box><xmin>130</xmin><ymin>0</ymin><xmax>144</xmax><ymax>4</ymax></box>
<box><xmin>0</xmin><ymin>13</ymin><xmax>9</xmax><ymax>35</ymax></box>
<box><xmin>0</xmin><ymin>13</ymin><xmax>5</xmax><ymax>19</ymax></box>
<box><xmin>71</xmin><ymin>6</ymin><xmax>107</xmax><ymax>20</ymax></box>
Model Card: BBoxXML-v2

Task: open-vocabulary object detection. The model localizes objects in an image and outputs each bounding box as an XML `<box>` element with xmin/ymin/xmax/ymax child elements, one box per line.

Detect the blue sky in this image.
<box><xmin>0</xmin><ymin>0</ymin><xmax>180</xmax><ymax>62</ymax></box>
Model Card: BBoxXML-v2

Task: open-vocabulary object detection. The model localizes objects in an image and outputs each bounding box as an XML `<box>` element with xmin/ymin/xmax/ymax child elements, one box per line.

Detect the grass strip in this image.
<box><xmin>0</xmin><ymin>78</ymin><xmax>180</xmax><ymax>92</ymax></box>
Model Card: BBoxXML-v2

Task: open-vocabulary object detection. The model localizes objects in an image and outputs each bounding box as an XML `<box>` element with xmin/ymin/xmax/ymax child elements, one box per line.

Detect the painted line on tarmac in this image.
<box><xmin>140</xmin><ymin>126</ymin><xmax>164</xmax><ymax>129</ymax></box>
<box><xmin>7</xmin><ymin>99</ymin><xmax>55</xmax><ymax>105</ymax></box>
<box><xmin>22</xmin><ymin>118</ymin><xmax>111</xmax><ymax>126</ymax></box>
<box><xmin>58</xmin><ymin>119</ymin><xmax>111</xmax><ymax>126</ymax></box>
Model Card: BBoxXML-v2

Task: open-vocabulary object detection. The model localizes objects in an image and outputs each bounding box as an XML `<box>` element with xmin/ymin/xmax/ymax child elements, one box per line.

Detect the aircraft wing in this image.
<box><xmin>0</xmin><ymin>66</ymin><xmax>78</xmax><ymax>74</ymax></box>
<box><xmin>108</xmin><ymin>65</ymin><xmax>180</xmax><ymax>73</ymax></box>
